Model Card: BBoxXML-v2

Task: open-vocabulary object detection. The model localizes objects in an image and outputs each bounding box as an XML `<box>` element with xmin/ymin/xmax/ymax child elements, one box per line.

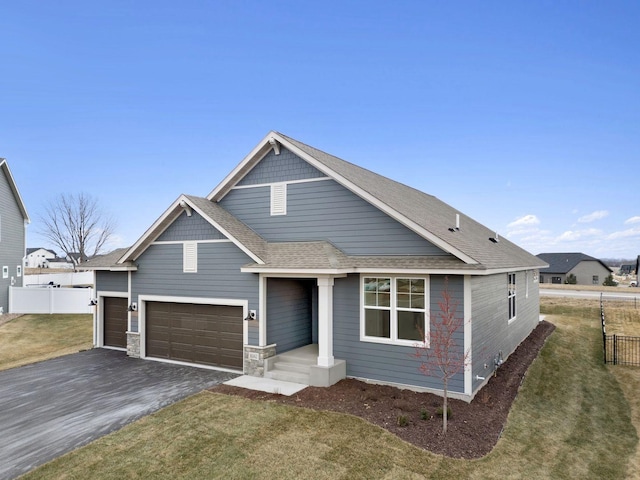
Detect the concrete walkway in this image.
<box><xmin>0</xmin><ymin>349</ymin><xmax>238</xmax><ymax>479</ymax></box>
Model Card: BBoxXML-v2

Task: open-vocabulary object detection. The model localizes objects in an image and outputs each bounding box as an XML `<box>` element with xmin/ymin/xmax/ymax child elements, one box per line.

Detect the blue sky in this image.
<box><xmin>2</xmin><ymin>1</ymin><xmax>639</xmax><ymax>260</ymax></box>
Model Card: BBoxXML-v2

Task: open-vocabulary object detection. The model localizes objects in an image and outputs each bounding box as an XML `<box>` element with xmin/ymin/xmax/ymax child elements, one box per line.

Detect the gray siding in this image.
<box><xmin>569</xmin><ymin>261</ymin><xmax>611</xmax><ymax>285</ymax></box>
<box><xmin>220</xmin><ymin>179</ymin><xmax>446</xmax><ymax>256</ymax></box>
<box><xmin>156</xmin><ymin>211</ymin><xmax>226</xmax><ymax>242</ymax></box>
<box><xmin>0</xmin><ymin>168</ymin><xmax>26</xmax><ymax>313</ymax></box>
<box><xmin>130</xmin><ymin>242</ymin><xmax>259</xmax><ymax>336</ymax></box>
<box><xmin>471</xmin><ymin>271</ymin><xmax>540</xmax><ymax>392</ymax></box>
<box><xmin>333</xmin><ymin>274</ymin><xmax>465</xmax><ymax>393</ymax></box>
<box><xmin>237</xmin><ymin>147</ymin><xmax>327</xmax><ymax>185</ymax></box>
<box><xmin>266</xmin><ymin>278</ymin><xmax>313</xmax><ymax>353</ymax></box>
<box><xmin>96</xmin><ymin>271</ymin><xmax>128</xmax><ymax>292</ymax></box>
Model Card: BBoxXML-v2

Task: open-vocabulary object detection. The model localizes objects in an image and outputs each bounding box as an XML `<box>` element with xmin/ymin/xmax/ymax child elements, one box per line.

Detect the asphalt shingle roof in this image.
<box><xmin>278</xmin><ymin>132</ymin><xmax>546</xmax><ymax>270</ymax></box>
<box><xmin>536</xmin><ymin>252</ymin><xmax>612</xmax><ymax>274</ymax></box>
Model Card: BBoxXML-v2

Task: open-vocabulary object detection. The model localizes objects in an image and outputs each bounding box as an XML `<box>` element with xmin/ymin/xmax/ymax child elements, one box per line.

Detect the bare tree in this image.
<box><xmin>412</xmin><ymin>277</ymin><xmax>470</xmax><ymax>434</ymax></box>
<box><xmin>39</xmin><ymin>192</ymin><xmax>116</xmax><ymax>266</ymax></box>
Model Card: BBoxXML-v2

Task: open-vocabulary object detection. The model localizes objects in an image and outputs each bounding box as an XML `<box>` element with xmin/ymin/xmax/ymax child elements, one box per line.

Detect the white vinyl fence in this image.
<box><xmin>24</xmin><ymin>271</ymin><xmax>93</xmax><ymax>288</ymax></box>
<box><xmin>9</xmin><ymin>286</ymin><xmax>94</xmax><ymax>314</ymax></box>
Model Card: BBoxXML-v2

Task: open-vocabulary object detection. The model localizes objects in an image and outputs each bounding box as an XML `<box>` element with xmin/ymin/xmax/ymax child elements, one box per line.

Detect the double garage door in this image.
<box><xmin>145</xmin><ymin>302</ymin><xmax>243</xmax><ymax>370</ymax></box>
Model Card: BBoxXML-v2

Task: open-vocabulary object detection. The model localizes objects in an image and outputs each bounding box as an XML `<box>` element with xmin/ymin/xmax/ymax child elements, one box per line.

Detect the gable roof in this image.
<box><xmin>209</xmin><ymin>132</ymin><xmax>545</xmax><ymax>271</ymax></box>
<box><xmin>537</xmin><ymin>252</ymin><xmax>612</xmax><ymax>274</ymax></box>
<box><xmin>27</xmin><ymin>247</ymin><xmax>57</xmax><ymax>256</ymax></box>
<box><xmin>119</xmin><ymin>194</ymin><xmax>267</xmax><ymax>264</ymax></box>
<box><xmin>0</xmin><ymin>159</ymin><xmax>30</xmax><ymax>223</ymax></box>
<box><xmin>81</xmin><ymin>247</ymin><xmax>135</xmax><ymax>270</ymax></box>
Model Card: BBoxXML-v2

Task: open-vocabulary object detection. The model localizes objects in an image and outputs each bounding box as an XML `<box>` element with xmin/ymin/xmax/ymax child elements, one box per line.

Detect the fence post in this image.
<box><xmin>613</xmin><ymin>334</ymin><xmax>617</xmax><ymax>365</ymax></box>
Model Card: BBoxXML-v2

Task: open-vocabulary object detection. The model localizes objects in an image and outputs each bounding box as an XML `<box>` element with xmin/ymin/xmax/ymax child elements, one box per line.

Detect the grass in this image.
<box><xmin>22</xmin><ymin>300</ymin><xmax>638</xmax><ymax>479</ymax></box>
<box><xmin>0</xmin><ymin>314</ymin><xmax>93</xmax><ymax>371</ymax></box>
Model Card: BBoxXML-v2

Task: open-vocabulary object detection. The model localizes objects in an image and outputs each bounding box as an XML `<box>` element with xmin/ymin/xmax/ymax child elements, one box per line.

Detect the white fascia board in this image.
<box><xmin>187</xmin><ymin>199</ymin><xmax>264</xmax><ymax>264</ymax></box>
<box><xmin>266</xmin><ymin>133</ymin><xmax>478</xmax><ymax>265</ymax></box>
<box><xmin>207</xmin><ymin>132</ymin><xmax>278</xmax><ymax>201</ymax></box>
<box><xmin>1</xmin><ymin>160</ymin><xmax>30</xmax><ymax>223</ymax></box>
<box><xmin>84</xmin><ymin>265</ymin><xmax>138</xmax><ymax>271</ymax></box>
<box><xmin>118</xmin><ymin>197</ymin><xmax>184</xmax><ymax>263</ymax></box>
<box><xmin>241</xmin><ymin>266</ymin><xmax>350</xmax><ymax>276</ymax></box>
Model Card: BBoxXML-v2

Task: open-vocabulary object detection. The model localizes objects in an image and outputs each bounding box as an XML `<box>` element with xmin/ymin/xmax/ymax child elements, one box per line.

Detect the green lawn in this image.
<box><xmin>22</xmin><ymin>302</ymin><xmax>638</xmax><ymax>479</ymax></box>
<box><xmin>0</xmin><ymin>314</ymin><xmax>93</xmax><ymax>371</ymax></box>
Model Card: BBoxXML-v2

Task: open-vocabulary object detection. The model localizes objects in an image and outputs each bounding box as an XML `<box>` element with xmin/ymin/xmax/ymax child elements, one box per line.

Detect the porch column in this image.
<box><xmin>317</xmin><ymin>276</ymin><xmax>335</xmax><ymax>367</ymax></box>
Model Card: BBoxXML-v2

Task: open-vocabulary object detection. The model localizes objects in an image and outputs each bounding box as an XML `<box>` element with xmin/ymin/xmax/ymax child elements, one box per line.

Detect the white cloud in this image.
<box><xmin>577</xmin><ymin>210</ymin><xmax>609</xmax><ymax>223</ymax></box>
<box><xmin>624</xmin><ymin>216</ymin><xmax>640</xmax><ymax>225</ymax></box>
<box><xmin>557</xmin><ymin>229</ymin><xmax>602</xmax><ymax>241</ymax></box>
<box><xmin>607</xmin><ymin>226</ymin><xmax>640</xmax><ymax>240</ymax></box>
<box><xmin>507</xmin><ymin>214</ymin><xmax>540</xmax><ymax>228</ymax></box>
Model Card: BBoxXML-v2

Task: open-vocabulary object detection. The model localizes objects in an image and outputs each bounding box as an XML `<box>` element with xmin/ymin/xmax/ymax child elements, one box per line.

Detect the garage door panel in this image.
<box><xmin>146</xmin><ymin>301</ymin><xmax>243</xmax><ymax>369</ymax></box>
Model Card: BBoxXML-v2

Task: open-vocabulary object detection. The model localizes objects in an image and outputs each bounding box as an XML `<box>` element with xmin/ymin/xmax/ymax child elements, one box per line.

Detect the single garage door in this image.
<box><xmin>145</xmin><ymin>302</ymin><xmax>243</xmax><ymax>370</ymax></box>
<box><xmin>103</xmin><ymin>297</ymin><xmax>128</xmax><ymax>348</ymax></box>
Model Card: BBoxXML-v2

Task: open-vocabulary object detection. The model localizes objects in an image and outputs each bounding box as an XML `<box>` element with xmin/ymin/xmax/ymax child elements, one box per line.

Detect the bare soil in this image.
<box><xmin>213</xmin><ymin>320</ymin><xmax>555</xmax><ymax>459</ymax></box>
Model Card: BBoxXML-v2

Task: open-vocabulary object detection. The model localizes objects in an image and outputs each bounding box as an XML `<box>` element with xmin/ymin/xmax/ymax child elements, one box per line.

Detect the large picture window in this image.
<box><xmin>508</xmin><ymin>273</ymin><xmax>516</xmax><ymax>322</ymax></box>
<box><xmin>362</xmin><ymin>277</ymin><xmax>428</xmax><ymax>345</ymax></box>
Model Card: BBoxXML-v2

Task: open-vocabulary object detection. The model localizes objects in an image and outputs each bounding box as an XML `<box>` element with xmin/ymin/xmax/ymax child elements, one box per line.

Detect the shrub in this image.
<box><xmin>420</xmin><ymin>408</ymin><xmax>430</xmax><ymax>420</ymax></box>
<box><xmin>397</xmin><ymin>415</ymin><xmax>409</xmax><ymax>427</ymax></box>
<box><xmin>436</xmin><ymin>406</ymin><xmax>452</xmax><ymax>418</ymax></box>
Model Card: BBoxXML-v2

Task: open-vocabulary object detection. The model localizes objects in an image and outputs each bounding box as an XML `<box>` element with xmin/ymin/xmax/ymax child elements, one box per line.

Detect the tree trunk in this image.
<box><xmin>443</xmin><ymin>380</ymin><xmax>448</xmax><ymax>434</ymax></box>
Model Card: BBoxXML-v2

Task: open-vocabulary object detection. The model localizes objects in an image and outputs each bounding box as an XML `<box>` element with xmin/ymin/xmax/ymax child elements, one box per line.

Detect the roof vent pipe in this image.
<box><xmin>456</xmin><ymin>213</ymin><xmax>460</xmax><ymax>230</ymax></box>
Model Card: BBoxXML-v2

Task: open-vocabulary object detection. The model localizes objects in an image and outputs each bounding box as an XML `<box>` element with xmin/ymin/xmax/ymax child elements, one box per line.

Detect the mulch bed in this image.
<box><xmin>212</xmin><ymin>320</ymin><xmax>555</xmax><ymax>459</ymax></box>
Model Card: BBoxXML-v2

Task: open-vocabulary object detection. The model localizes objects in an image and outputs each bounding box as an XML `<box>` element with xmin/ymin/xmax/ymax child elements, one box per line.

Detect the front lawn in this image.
<box><xmin>0</xmin><ymin>314</ymin><xmax>93</xmax><ymax>371</ymax></box>
<box><xmin>23</xmin><ymin>303</ymin><xmax>638</xmax><ymax>479</ymax></box>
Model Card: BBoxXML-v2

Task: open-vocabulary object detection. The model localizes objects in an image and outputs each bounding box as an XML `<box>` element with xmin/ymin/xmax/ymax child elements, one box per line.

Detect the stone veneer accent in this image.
<box><xmin>244</xmin><ymin>344</ymin><xmax>276</xmax><ymax>376</ymax></box>
<box><xmin>127</xmin><ymin>332</ymin><xmax>140</xmax><ymax>358</ymax></box>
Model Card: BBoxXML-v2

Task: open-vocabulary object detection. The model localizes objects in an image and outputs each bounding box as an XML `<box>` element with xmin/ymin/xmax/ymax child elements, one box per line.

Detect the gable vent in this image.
<box><xmin>183</xmin><ymin>242</ymin><xmax>198</xmax><ymax>272</ymax></box>
<box><xmin>271</xmin><ymin>183</ymin><xmax>287</xmax><ymax>216</ymax></box>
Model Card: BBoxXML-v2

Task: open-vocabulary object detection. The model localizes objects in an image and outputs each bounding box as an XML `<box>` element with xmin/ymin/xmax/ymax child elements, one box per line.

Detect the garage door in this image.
<box><xmin>104</xmin><ymin>297</ymin><xmax>128</xmax><ymax>348</ymax></box>
<box><xmin>145</xmin><ymin>302</ymin><xmax>243</xmax><ymax>370</ymax></box>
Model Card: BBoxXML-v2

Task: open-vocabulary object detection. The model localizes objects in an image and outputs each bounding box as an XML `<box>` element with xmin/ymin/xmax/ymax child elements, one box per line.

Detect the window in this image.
<box><xmin>16</xmin><ymin>266</ymin><xmax>21</xmax><ymax>277</ymax></box>
<box><xmin>2</xmin><ymin>266</ymin><xmax>7</xmax><ymax>279</ymax></box>
<box><xmin>183</xmin><ymin>242</ymin><xmax>198</xmax><ymax>273</ymax></box>
<box><xmin>508</xmin><ymin>273</ymin><xmax>516</xmax><ymax>322</ymax></box>
<box><xmin>362</xmin><ymin>277</ymin><xmax>427</xmax><ymax>345</ymax></box>
<box><xmin>270</xmin><ymin>183</ymin><xmax>287</xmax><ymax>215</ymax></box>
<box><xmin>552</xmin><ymin>276</ymin><xmax>562</xmax><ymax>284</ymax></box>
<box><xmin>592</xmin><ymin>275</ymin><xmax>599</xmax><ymax>285</ymax></box>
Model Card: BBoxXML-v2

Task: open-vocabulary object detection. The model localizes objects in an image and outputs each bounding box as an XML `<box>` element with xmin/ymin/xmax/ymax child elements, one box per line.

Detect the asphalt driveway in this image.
<box><xmin>0</xmin><ymin>349</ymin><xmax>238</xmax><ymax>479</ymax></box>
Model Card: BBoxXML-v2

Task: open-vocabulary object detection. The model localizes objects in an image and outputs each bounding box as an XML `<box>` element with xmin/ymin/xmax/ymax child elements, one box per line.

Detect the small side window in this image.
<box><xmin>2</xmin><ymin>266</ymin><xmax>8</xmax><ymax>279</ymax></box>
<box><xmin>16</xmin><ymin>265</ymin><xmax>22</xmax><ymax>277</ymax></box>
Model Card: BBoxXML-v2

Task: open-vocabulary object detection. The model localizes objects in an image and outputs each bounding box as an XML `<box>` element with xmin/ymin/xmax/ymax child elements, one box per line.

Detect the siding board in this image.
<box><xmin>0</xmin><ymin>167</ymin><xmax>26</xmax><ymax>312</ymax></box>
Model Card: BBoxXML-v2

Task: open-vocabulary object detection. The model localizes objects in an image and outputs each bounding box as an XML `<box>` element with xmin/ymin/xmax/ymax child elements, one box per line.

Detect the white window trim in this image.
<box><xmin>2</xmin><ymin>266</ymin><xmax>8</xmax><ymax>279</ymax></box>
<box><xmin>360</xmin><ymin>275</ymin><xmax>430</xmax><ymax>347</ymax></box>
<box><xmin>270</xmin><ymin>183</ymin><xmax>287</xmax><ymax>216</ymax></box>
<box><xmin>183</xmin><ymin>242</ymin><xmax>198</xmax><ymax>273</ymax></box>
<box><xmin>16</xmin><ymin>265</ymin><xmax>22</xmax><ymax>277</ymax></box>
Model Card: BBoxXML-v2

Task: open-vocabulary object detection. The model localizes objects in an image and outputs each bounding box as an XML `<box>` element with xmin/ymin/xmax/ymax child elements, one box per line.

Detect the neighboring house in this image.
<box><xmin>26</xmin><ymin>248</ymin><xmax>57</xmax><ymax>268</ymax></box>
<box><xmin>619</xmin><ymin>264</ymin><xmax>635</xmax><ymax>276</ymax></box>
<box><xmin>85</xmin><ymin>132</ymin><xmax>546</xmax><ymax>402</ymax></box>
<box><xmin>0</xmin><ymin>159</ymin><xmax>30</xmax><ymax>314</ymax></box>
<box><xmin>537</xmin><ymin>252</ymin><xmax>612</xmax><ymax>285</ymax></box>
<box><xmin>47</xmin><ymin>257</ymin><xmax>75</xmax><ymax>269</ymax></box>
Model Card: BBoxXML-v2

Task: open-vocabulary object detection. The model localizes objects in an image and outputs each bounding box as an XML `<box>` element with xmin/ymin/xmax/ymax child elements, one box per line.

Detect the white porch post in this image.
<box><xmin>317</xmin><ymin>276</ymin><xmax>335</xmax><ymax>367</ymax></box>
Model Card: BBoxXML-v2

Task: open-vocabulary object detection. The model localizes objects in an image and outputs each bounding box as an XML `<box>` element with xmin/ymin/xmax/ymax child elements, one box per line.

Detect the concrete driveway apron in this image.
<box><xmin>0</xmin><ymin>349</ymin><xmax>238</xmax><ymax>479</ymax></box>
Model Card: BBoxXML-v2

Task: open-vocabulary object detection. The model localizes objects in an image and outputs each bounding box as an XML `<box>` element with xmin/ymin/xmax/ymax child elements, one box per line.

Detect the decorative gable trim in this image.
<box><xmin>183</xmin><ymin>242</ymin><xmax>198</xmax><ymax>272</ymax></box>
<box><xmin>119</xmin><ymin>195</ymin><xmax>265</xmax><ymax>265</ymax></box>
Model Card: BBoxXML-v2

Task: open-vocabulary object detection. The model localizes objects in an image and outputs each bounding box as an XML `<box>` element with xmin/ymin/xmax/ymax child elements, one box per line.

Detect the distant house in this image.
<box><xmin>619</xmin><ymin>264</ymin><xmax>636</xmax><ymax>275</ymax></box>
<box><xmin>85</xmin><ymin>132</ymin><xmax>546</xmax><ymax>402</ymax></box>
<box><xmin>0</xmin><ymin>159</ymin><xmax>30</xmax><ymax>313</ymax></box>
<box><xmin>47</xmin><ymin>257</ymin><xmax>75</xmax><ymax>269</ymax></box>
<box><xmin>26</xmin><ymin>248</ymin><xmax>57</xmax><ymax>268</ymax></box>
<box><xmin>537</xmin><ymin>253</ymin><xmax>612</xmax><ymax>285</ymax></box>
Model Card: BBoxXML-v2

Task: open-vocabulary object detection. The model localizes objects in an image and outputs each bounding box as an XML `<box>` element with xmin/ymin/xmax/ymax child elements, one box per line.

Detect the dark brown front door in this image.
<box><xmin>103</xmin><ymin>297</ymin><xmax>128</xmax><ymax>348</ymax></box>
<box><xmin>145</xmin><ymin>302</ymin><xmax>243</xmax><ymax>370</ymax></box>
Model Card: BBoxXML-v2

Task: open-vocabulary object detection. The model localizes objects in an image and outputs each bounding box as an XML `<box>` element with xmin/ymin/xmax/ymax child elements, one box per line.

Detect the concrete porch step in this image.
<box><xmin>270</xmin><ymin>361</ymin><xmax>312</xmax><ymax>374</ymax></box>
<box><xmin>265</xmin><ymin>367</ymin><xmax>310</xmax><ymax>385</ymax></box>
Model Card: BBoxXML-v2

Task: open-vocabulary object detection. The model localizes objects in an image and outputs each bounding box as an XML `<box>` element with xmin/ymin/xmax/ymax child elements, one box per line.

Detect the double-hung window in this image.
<box><xmin>508</xmin><ymin>273</ymin><xmax>516</xmax><ymax>322</ymax></box>
<box><xmin>362</xmin><ymin>277</ymin><xmax>428</xmax><ymax>345</ymax></box>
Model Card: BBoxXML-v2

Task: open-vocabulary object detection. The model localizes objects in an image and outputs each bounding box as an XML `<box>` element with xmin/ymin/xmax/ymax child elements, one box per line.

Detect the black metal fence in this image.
<box><xmin>602</xmin><ymin>294</ymin><xmax>640</xmax><ymax>366</ymax></box>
